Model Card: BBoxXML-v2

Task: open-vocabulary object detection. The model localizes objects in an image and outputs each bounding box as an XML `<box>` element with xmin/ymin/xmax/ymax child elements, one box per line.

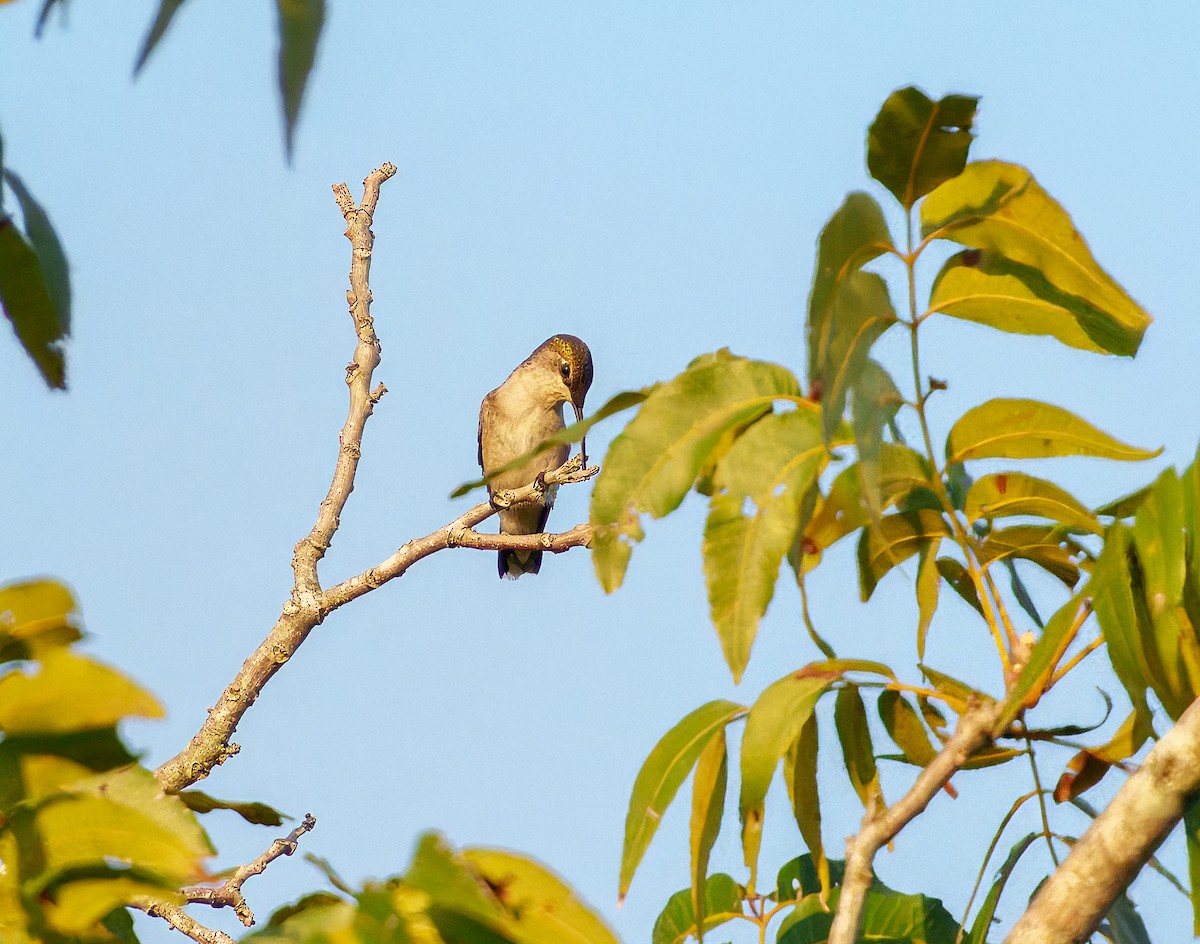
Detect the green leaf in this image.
<box><xmin>965</xmin><ymin>472</ymin><xmax>1101</xmax><ymax>535</ymax></box>
<box><xmin>739</xmin><ymin>667</ymin><xmax>836</xmax><ymax>879</ymax></box>
<box><xmin>461</xmin><ymin>847</ymin><xmax>622</xmax><ymax>944</ymax></box>
<box><xmin>1005</xmin><ymin>559</ymin><xmax>1045</xmax><ymax>628</ymax></box>
<box><xmin>857</xmin><ymin>884</ymin><xmax>960</xmax><ymax>944</ymax></box>
<box><xmin>4</xmin><ymin>170</ymin><xmax>70</xmax><ymax>336</ymax></box>
<box><xmin>858</xmin><ymin>509</ymin><xmax>950</xmax><ymax>601</ymax></box>
<box><xmin>928</xmin><ymin>249</ymin><xmax>1139</xmax><ymax>356</ymax></box>
<box><xmin>248</xmin><ymin>891</ymin><xmax>355</xmax><ymax>938</ymax></box>
<box><xmin>652</xmin><ymin>874</ymin><xmax>742</xmax><ymax>944</ymax></box>
<box><xmin>776</xmin><ymin>854</ymin><xmax>846</xmax><ymax>904</ymax></box>
<box><xmin>1096</xmin><ymin>485</ymin><xmax>1153</xmax><ymax>519</ymax></box>
<box><xmin>134</xmin><ymin>0</ymin><xmax>190</xmax><ymax>73</ymax></box>
<box><xmin>451</xmin><ymin>389</ymin><xmax>647</xmax><ymax>498</ymax></box>
<box><xmin>815</xmin><ymin>271</ymin><xmax>898</xmax><ymax>442</ymax></box>
<box><xmin>976</xmin><ymin>525</ymin><xmax>1080</xmax><ymax>586</ymax></box>
<box><xmin>852</xmin><ymin>360</ymin><xmax>904</xmax><ymax>519</ymax></box>
<box><xmin>966</xmin><ymin>833</ymin><xmax>1037</xmax><ymax>944</ymax></box>
<box><xmin>945</xmin><ymin>398</ymin><xmax>1159</xmax><ymax>465</ymax></box>
<box><xmin>921</xmin><ymin>161</ymin><xmax>1151</xmax><ymax>356</ymax></box>
<box><xmin>834</xmin><ymin>685</ymin><xmax>881</xmax><ymax>811</ymax></box>
<box><xmin>406</xmin><ymin>832</ymin><xmax>507</xmax><ymax>928</ymax></box>
<box><xmin>805</xmin><ymin>193</ymin><xmax>893</xmax><ymax>390</ymax></box>
<box><xmin>0</xmin><ymin>649</ymin><xmax>163</xmax><ymax>733</ymax></box>
<box><xmin>620</xmin><ymin>699</ymin><xmax>746</xmax><ymax>901</ymax></box>
<box><xmin>1131</xmin><ymin>470</ymin><xmax>1189</xmax><ymax>707</ymax></box>
<box><xmin>1091</xmin><ymin>524</ymin><xmax>1153</xmax><ymax>715</ymax></box>
<box><xmin>704</xmin><ymin>409</ymin><xmax>826</xmax><ymax>681</ymax></box>
<box><xmin>918</xmin><ymin>664</ymin><xmax>983</xmax><ymax>709</ymax></box>
<box><xmin>867</xmin><ymin>86</ymin><xmax>977</xmax><ymax>210</ymax></box>
<box><xmin>784</xmin><ymin>716</ymin><xmax>828</xmax><ymax>901</ymax></box>
<box><xmin>275</xmin><ymin>0</ymin><xmax>326</xmax><ymax>158</ymax></box>
<box><xmin>0</xmin><ymin>217</ymin><xmax>65</xmax><ymax>388</ymax></box>
<box><xmin>995</xmin><ymin>592</ymin><xmax>1089</xmax><ymax>734</ymax></box>
<box><xmin>178</xmin><ymin>790</ymin><xmax>288</xmax><ymax>826</ymax></box>
<box><xmin>591</xmin><ymin>352</ymin><xmax>804</xmax><ymax>592</ymax></box>
<box><xmin>689</xmin><ymin>730</ymin><xmax>727</xmax><ymax>943</ymax></box>
<box><xmin>877</xmin><ymin>690</ymin><xmax>937</xmax><ymax>766</ymax></box>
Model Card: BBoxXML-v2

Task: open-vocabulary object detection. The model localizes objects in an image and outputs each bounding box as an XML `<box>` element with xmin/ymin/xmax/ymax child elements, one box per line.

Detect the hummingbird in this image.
<box><xmin>478</xmin><ymin>334</ymin><xmax>594</xmax><ymax>579</ymax></box>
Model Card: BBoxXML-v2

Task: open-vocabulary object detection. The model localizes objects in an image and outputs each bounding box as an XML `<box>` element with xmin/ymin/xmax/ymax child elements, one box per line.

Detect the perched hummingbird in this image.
<box><xmin>478</xmin><ymin>334</ymin><xmax>594</xmax><ymax>579</ymax></box>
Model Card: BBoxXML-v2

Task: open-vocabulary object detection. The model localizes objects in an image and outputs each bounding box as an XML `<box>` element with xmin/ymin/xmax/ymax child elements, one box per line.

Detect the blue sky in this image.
<box><xmin>3</xmin><ymin>2</ymin><xmax>1199</xmax><ymax>941</ymax></box>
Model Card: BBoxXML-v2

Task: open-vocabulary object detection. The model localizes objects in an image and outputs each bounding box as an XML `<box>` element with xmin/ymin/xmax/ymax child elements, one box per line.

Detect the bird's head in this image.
<box><xmin>538</xmin><ymin>334</ymin><xmax>593</xmax><ymax>422</ymax></box>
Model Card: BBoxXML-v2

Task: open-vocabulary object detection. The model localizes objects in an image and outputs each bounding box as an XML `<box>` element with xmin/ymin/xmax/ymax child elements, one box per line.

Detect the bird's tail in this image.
<box><xmin>498</xmin><ymin>548</ymin><xmax>542</xmax><ymax>579</ymax></box>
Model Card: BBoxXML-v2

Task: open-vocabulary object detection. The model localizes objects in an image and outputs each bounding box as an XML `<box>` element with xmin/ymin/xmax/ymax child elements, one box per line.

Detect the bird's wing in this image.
<box><xmin>477</xmin><ymin>396</ymin><xmax>489</xmax><ymax>472</ymax></box>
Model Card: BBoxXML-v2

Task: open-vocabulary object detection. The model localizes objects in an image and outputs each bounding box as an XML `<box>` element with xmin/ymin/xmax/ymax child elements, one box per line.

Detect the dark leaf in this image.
<box><xmin>867</xmin><ymin>86</ymin><xmax>978</xmax><ymax>210</ymax></box>
<box><xmin>275</xmin><ymin>0</ymin><xmax>326</xmax><ymax>158</ymax></box>
<box><xmin>134</xmin><ymin>0</ymin><xmax>190</xmax><ymax>74</ymax></box>
<box><xmin>0</xmin><ymin>219</ymin><xmax>65</xmax><ymax>388</ymax></box>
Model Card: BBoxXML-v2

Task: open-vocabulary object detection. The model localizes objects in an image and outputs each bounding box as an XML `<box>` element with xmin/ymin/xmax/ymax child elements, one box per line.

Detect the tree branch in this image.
<box><xmin>128</xmin><ymin>900</ymin><xmax>236</xmax><ymax>944</ymax></box>
<box><xmin>1006</xmin><ymin>696</ymin><xmax>1200</xmax><ymax>943</ymax></box>
<box><xmin>321</xmin><ymin>457</ymin><xmax>597</xmax><ymax>609</ymax></box>
<box><xmin>154</xmin><ymin>165</ymin><xmax>598</xmax><ymax>793</ymax></box>
<box><xmin>182</xmin><ymin>813</ymin><xmax>317</xmax><ymax>926</ymax></box>
<box><xmin>828</xmin><ymin>698</ymin><xmax>1003</xmax><ymax>944</ymax></box>
<box><xmin>293</xmin><ymin>163</ymin><xmax>397</xmax><ymax>594</ymax></box>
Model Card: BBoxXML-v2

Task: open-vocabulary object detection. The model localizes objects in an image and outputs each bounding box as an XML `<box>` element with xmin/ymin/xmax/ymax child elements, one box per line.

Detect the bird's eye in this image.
<box><xmin>560</xmin><ymin>361</ymin><xmax>571</xmax><ymax>380</ymax></box>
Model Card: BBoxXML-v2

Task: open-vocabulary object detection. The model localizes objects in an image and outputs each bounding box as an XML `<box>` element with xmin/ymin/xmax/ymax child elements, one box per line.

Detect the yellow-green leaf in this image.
<box><xmin>945</xmin><ymin>398</ymin><xmax>1158</xmax><ymax>465</ymax></box>
<box><xmin>858</xmin><ymin>509</ymin><xmax>950</xmax><ymax>601</ymax></box>
<box><xmin>740</xmin><ymin>665</ymin><xmax>842</xmax><ymax>878</ymax></box>
<box><xmin>33</xmin><ymin>766</ymin><xmax>212</xmax><ymax>891</ymax></box>
<box><xmin>815</xmin><ymin>271</ymin><xmax>898</xmax><ymax>442</ymax></box>
<box><xmin>977</xmin><ymin>525</ymin><xmax>1080</xmax><ymax>587</ymax></box>
<box><xmin>877</xmin><ymin>690</ymin><xmax>937</xmax><ymax>766</ymax></box>
<box><xmin>921</xmin><ymin>161</ymin><xmax>1151</xmax><ymax>355</ymax></box>
<box><xmin>1091</xmin><ymin>524</ymin><xmax>1153</xmax><ymax>715</ymax></box>
<box><xmin>853</xmin><ymin>360</ymin><xmax>904</xmax><ymax>518</ymax></box>
<box><xmin>834</xmin><ymin>685</ymin><xmax>881</xmax><ymax>811</ymax></box>
<box><xmin>620</xmin><ymin>700</ymin><xmax>746</xmax><ymax>901</ymax></box>
<box><xmin>784</xmin><ymin>717</ymin><xmax>828</xmax><ymax>903</ymax></box>
<box><xmin>806</xmin><ymin>193</ymin><xmax>893</xmax><ymax>388</ymax></box>
<box><xmin>928</xmin><ymin>249</ymin><xmax>1135</xmax><ymax>355</ymax></box>
<box><xmin>703</xmin><ymin>410</ymin><xmax>825</xmax><ymax>681</ymax></box>
<box><xmin>916</xmin><ymin>541</ymin><xmax>941</xmax><ymax>660</ymax></box>
<box><xmin>0</xmin><ymin>649</ymin><xmax>163</xmax><ymax>734</ymax></box>
<box><xmin>995</xmin><ymin>593</ymin><xmax>1089</xmax><ymax>734</ymax></box>
<box><xmin>689</xmin><ymin>730</ymin><xmax>726</xmax><ymax>943</ymax></box>
<box><xmin>0</xmin><ymin>578</ymin><xmax>81</xmax><ymax>658</ymax></box>
<box><xmin>462</xmin><ymin>848</ymin><xmax>622</xmax><ymax>944</ymax></box>
<box><xmin>867</xmin><ymin>86</ymin><xmax>977</xmax><ymax>210</ymax></box>
<box><xmin>591</xmin><ymin>352</ymin><xmax>804</xmax><ymax>591</ymax></box>
<box><xmin>965</xmin><ymin>472</ymin><xmax>1102</xmax><ymax>535</ymax></box>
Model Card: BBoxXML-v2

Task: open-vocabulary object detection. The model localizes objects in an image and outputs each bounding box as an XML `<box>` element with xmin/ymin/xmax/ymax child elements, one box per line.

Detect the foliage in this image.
<box><xmin>3</xmin><ymin>0</ymin><xmax>328</xmax><ymax>388</ymax></box>
<box><xmin>595</xmin><ymin>86</ymin><xmax>1198</xmax><ymax>941</ymax></box>
<box><xmin>4</xmin><ymin>82</ymin><xmax>1198</xmax><ymax>944</ymax></box>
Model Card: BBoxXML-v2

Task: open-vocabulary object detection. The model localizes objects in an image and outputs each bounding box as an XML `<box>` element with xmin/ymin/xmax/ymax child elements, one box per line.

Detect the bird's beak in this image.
<box><xmin>573</xmin><ymin>401</ymin><xmax>587</xmax><ymax>466</ymax></box>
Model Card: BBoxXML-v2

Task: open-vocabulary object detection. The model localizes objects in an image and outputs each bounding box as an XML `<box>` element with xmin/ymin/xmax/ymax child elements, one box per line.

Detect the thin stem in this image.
<box><xmin>1025</xmin><ymin>739</ymin><xmax>1061</xmax><ymax>867</ymax></box>
<box><xmin>956</xmin><ymin>790</ymin><xmax>1041</xmax><ymax>944</ymax></box>
<box><xmin>800</xmin><ymin>574</ymin><xmax>837</xmax><ymax>659</ymax></box>
<box><xmin>1051</xmin><ymin>634</ymin><xmax>1104</xmax><ymax>686</ymax></box>
<box><xmin>901</xmin><ymin>207</ymin><xmax>1010</xmax><ymax>675</ymax></box>
<box><xmin>981</xmin><ymin>566</ymin><xmax>1021</xmax><ymax>651</ymax></box>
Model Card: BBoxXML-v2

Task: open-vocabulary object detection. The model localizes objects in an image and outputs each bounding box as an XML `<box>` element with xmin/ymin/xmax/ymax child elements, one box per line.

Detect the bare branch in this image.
<box><xmin>154</xmin><ymin>165</ymin><xmax>597</xmax><ymax>796</ymax></box>
<box><xmin>828</xmin><ymin>699</ymin><xmax>1002</xmax><ymax>944</ymax></box>
<box><xmin>322</xmin><ymin>457</ymin><xmax>598</xmax><ymax>609</ymax></box>
<box><xmin>128</xmin><ymin>899</ymin><xmax>236</xmax><ymax>944</ymax></box>
<box><xmin>1006</xmin><ymin>696</ymin><xmax>1200</xmax><ymax>943</ymax></box>
<box><xmin>183</xmin><ymin>813</ymin><xmax>317</xmax><ymax>926</ymax></box>
<box><xmin>294</xmin><ymin>162</ymin><xmax>397</xmax><ymax>593</ymax></box>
